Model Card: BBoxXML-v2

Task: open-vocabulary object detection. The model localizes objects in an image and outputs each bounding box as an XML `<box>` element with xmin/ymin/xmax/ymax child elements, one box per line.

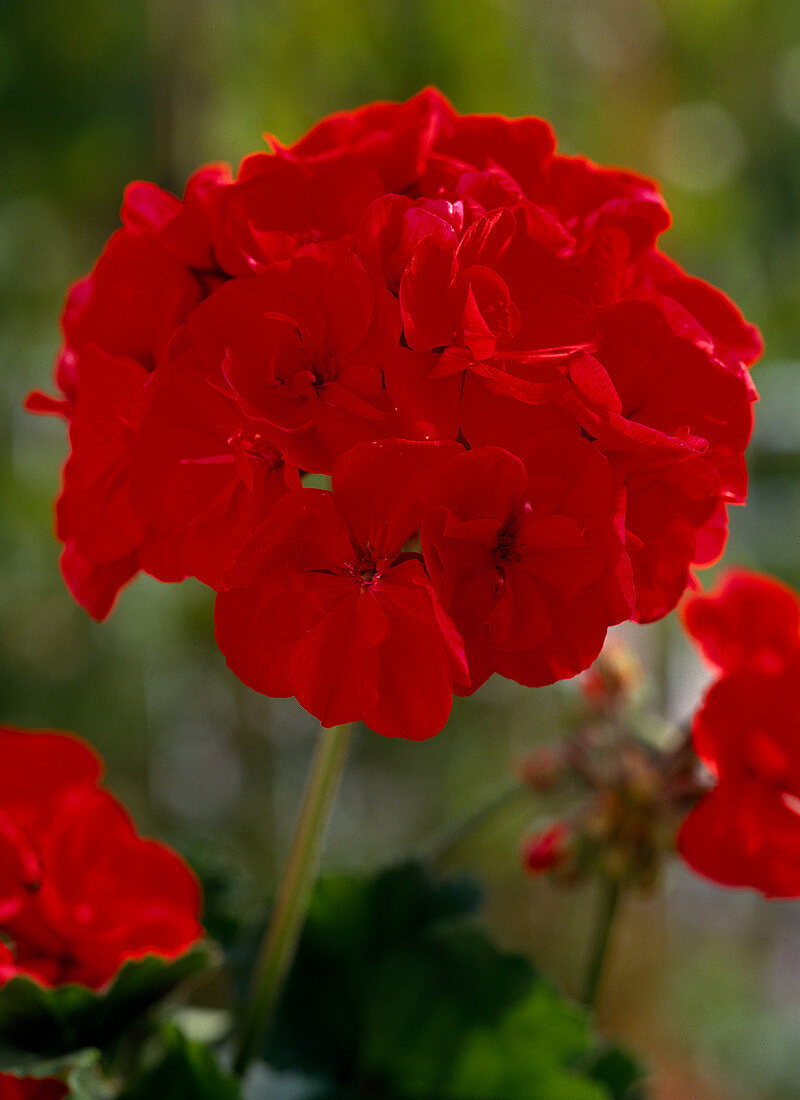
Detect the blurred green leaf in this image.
<box><xmin>582</xmin><ymin>1045</ymin><xmax>647</xmax><ymax>1099</ymax></box>
<box><xmin>118</xmin><ymin>1025</ymin><xmax>240</xmax><ymax>1099</ymax></box>
<box><xmin>0</xmin><ymin>946</ymin><xmax>212</xmax><ymax>1058</ymax></box>
<box><xmin>264</xmin><ymin>862</ymin><xmax>644</xmax><ymax>1099</ymax></box>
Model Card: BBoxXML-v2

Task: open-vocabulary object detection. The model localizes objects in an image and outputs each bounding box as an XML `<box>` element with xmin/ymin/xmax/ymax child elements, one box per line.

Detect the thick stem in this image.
<box><xmin>581</xmin><ymin>876</ymin><xmax>622</xmax><ymax>1013</ymax></box>
<box><xmin>234</xmin><ymin>721</ymin><xmax>354</xmax><ymax>1077</ymax></box>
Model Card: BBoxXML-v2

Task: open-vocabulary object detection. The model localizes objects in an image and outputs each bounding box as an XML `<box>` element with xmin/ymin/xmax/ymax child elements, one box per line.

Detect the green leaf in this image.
<box><xmin>118</xmin><ymin>1026</ymin><xmax>240</xmax><ymax>1099</ymax></box>
<box><xmin>0</xmin><ymin>945</ymin><xmax>213</xmax><ymax>1059</ymax></box>
<box><xmin>0</xmin><ymin>1043</ymin><xmax>98</xmax><ymax>1080</ymax></box>
<box><xmin>264</xmin><ymin>861</ymin><xmax>646</xmax><ymax>1099</ymax></box>
<box><xmin>65</xmin><ymin>1056</ymin><xmax>112</xmax><ymax>1100</ymax></box>
<box><xmin>582</xmin><ymin>1045</ymin><xmax>648</xmax><ymax>1100</ymax></box>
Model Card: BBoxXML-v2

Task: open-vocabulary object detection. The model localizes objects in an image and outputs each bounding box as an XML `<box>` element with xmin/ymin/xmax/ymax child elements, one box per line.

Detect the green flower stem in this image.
<box><xmin>234</xmin><ymin>721</ymin><xmax>354</xmax><ymax>1077</ymax></box>
<box><xmin>427</xmin><ymin>783</ymin><xmax>528</xmax><ymax>866</ymax></box>
<box><xmin>581</xmin><ymin>876</ymin><xmax>622</xmax><ymax>1013</ymax></box>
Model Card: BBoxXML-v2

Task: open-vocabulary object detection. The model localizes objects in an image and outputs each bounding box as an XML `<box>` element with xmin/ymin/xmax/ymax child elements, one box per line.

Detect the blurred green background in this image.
<box><xmin>2</xmin><ymin>1</ymin><xmax>800</xmax><ymax>1095</ymax></box>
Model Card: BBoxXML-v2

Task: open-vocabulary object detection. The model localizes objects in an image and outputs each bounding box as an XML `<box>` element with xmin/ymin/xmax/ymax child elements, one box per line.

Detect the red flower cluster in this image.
<box><xmin>680</xmin><ymin>571</ymin><xmax>800</xmax><ymax>896</ymax></box>
<box><xmin>0</xmin><ymin>725</ymin><xmax>202</xmax><ymax>990</ymax></box>
<box><xmin>29</xmin><ymin>90</ymin><xmax>760</xmax><ymax>737</ymax></box>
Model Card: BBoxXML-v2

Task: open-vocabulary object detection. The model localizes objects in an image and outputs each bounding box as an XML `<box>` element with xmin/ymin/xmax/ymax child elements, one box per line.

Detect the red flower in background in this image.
<box><xmin>0</xmin><ymin>726</ymin><xmax>203</xmax><ymax>989</ymax></box>
<box><xmin>27</xmin><ymin>89</ymin><xmax>760</xmax><ymax>737</ymax></box>
<box><xmin>679</xmin><ymin>571</ymin><xmax>800</xmax><ymax>896</ymax></box>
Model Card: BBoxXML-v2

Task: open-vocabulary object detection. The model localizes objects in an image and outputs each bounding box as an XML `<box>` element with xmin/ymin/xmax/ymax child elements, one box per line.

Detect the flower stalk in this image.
<box><xmin>428</xmin><ymin>782</ymin><xmax>528</xmax><ymax>866</ymax></box>
<box><xmin>234</xmin><ymin>721</ymin><xmax>354</xmax><ymax>1077</ymax></box>
<box><xmin>581</xmin><ymin>875</ymin><xmax>622</xmax><ymax>1012</ymax></box>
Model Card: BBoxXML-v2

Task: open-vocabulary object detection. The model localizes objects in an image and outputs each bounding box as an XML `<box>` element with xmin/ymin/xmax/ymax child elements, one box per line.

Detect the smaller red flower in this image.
<box><xmin>679</xmin><ymin>571</ymin><xmax>800</xmax><ymax>896</ymax></box>
<box><xmin>9</xmin><ymin>787</ymin><xmax>202</xmax><ymax>989</ymax></box>
<box><xmin>681</xmin><ymin>569</ymin><xmax>800</xmax><ymax>675</ymax></box>
<box><xmin>0</xmin><ymin>726</ymin><xmax>203</xmax><ymax>989</ymax></box>
<box><xmin>215</xmin><ymin>439</ymin><xmax>468</xmax><ymax>739</ymax></box>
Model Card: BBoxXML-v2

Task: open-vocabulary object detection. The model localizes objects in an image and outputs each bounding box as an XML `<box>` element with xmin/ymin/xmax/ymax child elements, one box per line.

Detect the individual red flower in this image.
<box><xmin>0</xmin><ymin>726</ymin><xmax>203</xmax><ymax>989</ymax></box>
<box><xmin>286</xmin><ymin>88</ymin><xmax>454</xmax><ymax>194</ymax></box>
<box><xmin>130</xmin><ymin>348</ymin><xmax>301</xmax><ymax>588</ymax></box>
<box><xmin>682</xmin><ymin>568</ymin><xmax>800</xmax><ymax>675</ymax></box>
<box><xmin>180</xmin><ymin>241</ymin><xmax>400</xmax><ymax>473</ymax></box>
<box><xmin>212</xmin><ymin>149</ymin><xmax>385</xmax><ymax>274</ymax></box>
<box><xmin>421</xmin><ymin>433</ymin><xmax>633</xmax><ymax>690</ymax></box>
<box><xmin>215</xmin><ymin>439</ymin><xmax>467</xmax><ymax>739</ymax></box>
<box><xmin>678</xmin><ymin>572</ymin><xmax>800</xmax><ymax>896</ymax></box>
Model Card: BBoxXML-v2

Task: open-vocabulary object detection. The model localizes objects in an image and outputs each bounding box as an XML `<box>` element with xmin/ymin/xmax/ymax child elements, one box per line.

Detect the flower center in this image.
<box><xmin>348</xmin><ymin>544</ymin><xmax>384</xmax><ymax>588</ymax></box>
<box><xmin>495</xmin><ymin>521</ymin><xmax>521</xmax><ymax>565</ymax></box>
<box><xmin>358</xmin><ymin>561</ymin><xmax>377</xmax><ymax>583</ymax></box>
<box><xmin>291</xmin><ymin>350</ymin><xmax>337</xmax><ymax>399</ymax></box>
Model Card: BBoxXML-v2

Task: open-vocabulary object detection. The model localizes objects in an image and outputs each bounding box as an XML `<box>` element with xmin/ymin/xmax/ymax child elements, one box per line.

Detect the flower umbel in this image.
<box><xmin>27</xmin><ymin>89</ymin><xmax>760</xmax><ymax>739</ymax></box>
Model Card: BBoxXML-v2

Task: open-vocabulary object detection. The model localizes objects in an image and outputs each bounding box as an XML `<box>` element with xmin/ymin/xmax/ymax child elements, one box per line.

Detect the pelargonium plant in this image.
<box><xmin>16</xmin><ymin>89</ymin><xmax>773</xmax><ymax>1094</ymax></box>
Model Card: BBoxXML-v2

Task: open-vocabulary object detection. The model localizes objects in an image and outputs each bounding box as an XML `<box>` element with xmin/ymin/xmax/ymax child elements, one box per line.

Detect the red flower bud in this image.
<box><xmin>522</xmin><ymin>823</ymin><xmax>571</xmax><ymax>874</ymax></box>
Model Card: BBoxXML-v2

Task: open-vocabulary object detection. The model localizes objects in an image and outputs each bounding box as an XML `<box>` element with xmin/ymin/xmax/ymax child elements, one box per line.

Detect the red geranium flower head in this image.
<box><xmin>27</xmin><ymin>90</ymin><xmax>760</xmax><ymax>736</ymax></box>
